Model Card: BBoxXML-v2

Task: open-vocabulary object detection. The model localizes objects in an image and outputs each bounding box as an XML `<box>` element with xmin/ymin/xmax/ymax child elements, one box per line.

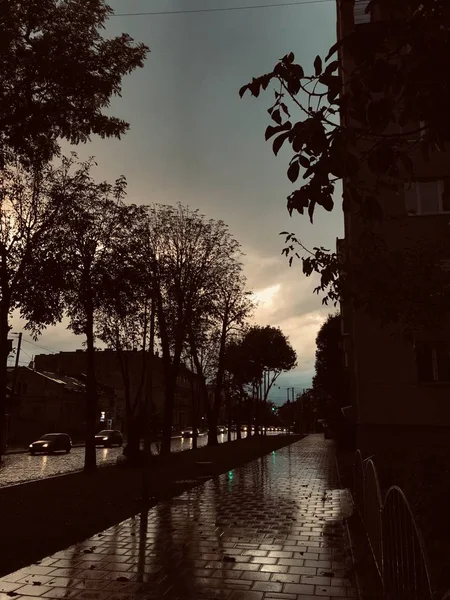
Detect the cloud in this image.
<box><xmin>242</xmin><ymin>246</ymin><xmax>336</xmax><ymax>391</ymax></box>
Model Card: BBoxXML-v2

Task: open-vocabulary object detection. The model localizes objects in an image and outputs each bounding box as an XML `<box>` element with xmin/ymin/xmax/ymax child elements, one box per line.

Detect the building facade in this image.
<box><xmin>337</xmin><ymin>0</ymin><xmax>450</xmax><ymax>455</ymax></box>
<box><xmin>5</xmin><ymin>367</ymin><xmax>116</xmax><ymax>444</ymax></box>
<box><xmin>33</xmin><ymin>350</ymin><xmax>203</xmax><ymax>431</ymax></box>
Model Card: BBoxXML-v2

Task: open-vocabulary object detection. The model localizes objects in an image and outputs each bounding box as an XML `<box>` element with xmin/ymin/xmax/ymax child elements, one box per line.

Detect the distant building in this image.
<box><xmin>5</xmin><ymin>366</ymin><xmax>116</xmax><ymax>444</ymax></box>
<box><xmin>33</xmin><ymin>349</ymin><xmax>203</xmax><ymax>431</ymax></box>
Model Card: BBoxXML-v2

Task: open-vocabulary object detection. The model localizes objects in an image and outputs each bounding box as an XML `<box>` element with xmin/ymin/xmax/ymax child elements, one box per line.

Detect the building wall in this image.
<box><xmin>34</xmin><ymin>350</ymin><xmax>203</xmax><ymax>430</ymax></box>
<box><xmin>6</xmin><ymin>368</ymin><xmax>87</xmax><ymax>443</ymax></box>
<box><xmin>338</xmin><ymin>0</ymin><xmax>450</xmax><ymax>453</ymax></box>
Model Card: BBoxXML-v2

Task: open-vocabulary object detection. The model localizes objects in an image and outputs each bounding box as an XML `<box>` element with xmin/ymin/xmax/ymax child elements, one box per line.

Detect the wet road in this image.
<box><xmin>0</xmin><ymin>434</ymin><xmax>358</xmax><ymax>599</ymax></box>
<box><xmin>0</xmin><ymin>432</ymin><xmax>248</xmax><ymax>489</ymax></box>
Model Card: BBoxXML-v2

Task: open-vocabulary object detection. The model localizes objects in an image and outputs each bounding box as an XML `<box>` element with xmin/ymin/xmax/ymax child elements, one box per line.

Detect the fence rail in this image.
<box><xmin>352</xmin><ymin>450</ymin><xmax>435</xmax><ymax>600</ymax></box>
<box><xmin>363</xmin><ymin>459</ymin><xmax>383</xmax><ymax>579</ymax></box>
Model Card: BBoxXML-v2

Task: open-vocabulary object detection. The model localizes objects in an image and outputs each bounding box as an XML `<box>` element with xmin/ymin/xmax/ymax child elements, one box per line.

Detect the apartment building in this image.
<box><xmin>337</xmin><ymin>0</ymin><xmax>450</xmax><ymax>455</ymax></box>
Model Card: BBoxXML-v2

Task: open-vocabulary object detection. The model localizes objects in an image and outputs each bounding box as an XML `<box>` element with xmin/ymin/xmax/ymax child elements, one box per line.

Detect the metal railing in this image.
<box><xmin>364</xmin><ymin>459</ymin><xmax>383</xmax><ymax>579</ymax></box>
<box><xmin>352</xmin><ymin>450</ymin><xmax>435</xmax><ymax>600</ymax></box>
<box><xmin>353</xmin><ymin>448</ymin><xmax>365</xmax><ymax>515</ymax></box>
<box><xmin>383</xmin><ymin>486</ymin><xmax>433</xmax><ymax>600</ymax></box>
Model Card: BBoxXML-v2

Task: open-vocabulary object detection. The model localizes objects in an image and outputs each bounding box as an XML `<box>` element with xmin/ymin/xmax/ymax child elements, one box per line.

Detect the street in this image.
<box><xmin>0</xmin><ymin>432</ymin><xmax>249</xmax><ymax>488</ymax></box>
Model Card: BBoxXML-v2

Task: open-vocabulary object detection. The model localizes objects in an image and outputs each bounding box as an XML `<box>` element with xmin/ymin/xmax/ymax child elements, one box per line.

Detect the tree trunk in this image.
<box><xmin>191</xmin><ymin>374</ymin><xmax>198</xmax><ymax>451</ymax></box>
<box><xmin>227</xmin><ymin>394</ymin><xmax>232</xmax><ymax>442</ymax></box>
<box><xmin>236</xmin><ymin>395</ymin><xmax>242</xmax><ymax>441</ymax></box>
<box><xmin>210</xmin><ymin>308</ymin><xmax>228</xmax><ymax>447</ymax></box>
<box><xmin>161</xmin><ymin>362</ymin><xmax>177</xmax><ymax>455</ymax></box>
<box><xmin>125</xmin><ymin>413</ymin><xmax>141</xmax><ymax>462</ymax></box>
<box><xmin>206</xmin><ymin>396</ymin><xmax>218</xmax><ymax>446</ymax></box>
<box><xmin>254</xmin><ymin>383</ymin><xmax>260</xmax><ymax>436</ymax></box>
<box><xmin>84</xmin><ymin>298</ymin><xmax>97</xmax><ymax>473</ymax></box>
<box><xmin>247</xmin><ymin>391</ymin><xmax>253</xmax><ymax>438</ymax></box>
<box><xmin>0</xmin><ymin>297</ymin><xmax>10</xmax><ymax>458</ymax></box>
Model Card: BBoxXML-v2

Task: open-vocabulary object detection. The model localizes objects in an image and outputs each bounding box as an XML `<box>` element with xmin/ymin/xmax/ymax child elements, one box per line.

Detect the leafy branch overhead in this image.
<box><xmin>240</xmin><ymin>0</ymin><xmax>449</xmax><ymax>223</ymax></box>
<box><xmin>239</xmin><ymin>0</ymin><xmax>450</xmax><ymax>323</ymax></box>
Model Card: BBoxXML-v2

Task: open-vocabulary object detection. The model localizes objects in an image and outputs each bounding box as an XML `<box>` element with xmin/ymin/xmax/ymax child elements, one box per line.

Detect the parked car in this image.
<box><xmin>182</xmin><ymin>428</ymin><xmax>200</xmax><ymax>437</ymax></box>
<box><xmin>95</xmin><ymin>430</ymin><xmax>123</xmax><ymax>447</ymax></box>
<box><xmin>29</xmin><ymin>433</ymin><xmax>72</xmax><ymax>455</ymax></box>
<box><xmin>217</xmin><ymin>426</ymin><xmax>226</xmax><ymax>434</ymax></box>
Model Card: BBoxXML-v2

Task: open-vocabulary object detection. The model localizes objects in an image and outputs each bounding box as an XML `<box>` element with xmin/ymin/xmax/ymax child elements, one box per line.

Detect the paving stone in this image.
<box><xmin>0</xmin><ymin>435</ymin><xmax>357</xmax><ymax>600</ymax></box>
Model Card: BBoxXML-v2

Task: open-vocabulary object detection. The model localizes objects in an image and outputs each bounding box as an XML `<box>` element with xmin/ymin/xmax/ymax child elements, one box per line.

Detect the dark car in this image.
<box><xmin>29</xmin><ymin>433</ymin><xmax>72</xmax><ymax>455</ymax></box>
<box><xmin>181</xmin><ymin>428</ymin><xmax>200</xmax><ymax>438</ymax></box>
<box><xmin>95</xmin><ymin>429</ymin><xmax>123</xmax><ymax>447</ymax></box>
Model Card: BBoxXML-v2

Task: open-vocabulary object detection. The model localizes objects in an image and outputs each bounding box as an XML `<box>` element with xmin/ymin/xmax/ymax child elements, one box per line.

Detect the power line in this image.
<box><xmin>112</xmin><ymin>0</ymin><xmax>332</xmax><ymax>17</ymax></box>
<box><xmin>22</xmin><ymin>338</ymin><xmax>58</xmax><ymax>354</ymax></box>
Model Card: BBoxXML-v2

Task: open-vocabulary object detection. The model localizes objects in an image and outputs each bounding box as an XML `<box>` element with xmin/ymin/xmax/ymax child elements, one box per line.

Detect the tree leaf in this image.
<box><xmin>265</xmin><ymin>121</ymin><xmax>291</xmax><ymax>141</ymax></box>
<box><xmin>238</xmin><ymin>85</ymin><xmax>248</xmax><ymax>98</ymax></box>
<box><xmin>299</xmin><ymin>155</ymin><xmax>310</xmax><ymax>169</ymax></box>
<box><xmin>271</xmin><ymin>109</ymin><xmax>282</xmax><ymax>125</ymax></box>
<box><xmin>314</xmin><ymin>56</ymin><xmax>323</xmax><ymax>76</ymax></box>
<box><xmin>325</xmin><ymin>39</ymin><xmax>343</xmax><ymax>61</ymax></box>
<box><xmin>308</xmin><ymin>199</ymin><xmax>316</xmax><ymax>223</ymax></box>
<box><xmin>324</xmin><ymin>60</ymin><xmax>339</xmax><ymax>75</ymax></box>
<box><xmin>285</xmin><ymin>52</ymin><xmax>295</xmax><ymax>64</ymax></box>
<box><xmin>287</xmin><ymin>161</ymin><xmax>300</xmax><ymax>183</ymax></box>
<box><xmin>273</xmin><ymin>131</ymin><xmax>291</xmax><ymax>156</ymax></box>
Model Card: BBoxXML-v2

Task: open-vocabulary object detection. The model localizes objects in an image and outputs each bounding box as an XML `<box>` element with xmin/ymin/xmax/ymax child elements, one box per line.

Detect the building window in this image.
<box><xmin>416</xmin><ymin>342</ymin><xmax>450</xmax><ymax>383</ymax></box>
<box><xmin>354</xmin><ymin>0</ymin><xmax>371</xmax><ymax>24</ymax></box>
<box><xmin>404</xmin><ymin>180</ymin><xmax>450</xmax><ymax>216</ymax></box>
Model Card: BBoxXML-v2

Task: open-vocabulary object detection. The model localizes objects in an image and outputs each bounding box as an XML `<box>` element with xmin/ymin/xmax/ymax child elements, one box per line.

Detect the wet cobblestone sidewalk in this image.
<box><xmin>0</xmin><ymin>434</ymin><xmax>357</xmax><ymax>600</ymax></box>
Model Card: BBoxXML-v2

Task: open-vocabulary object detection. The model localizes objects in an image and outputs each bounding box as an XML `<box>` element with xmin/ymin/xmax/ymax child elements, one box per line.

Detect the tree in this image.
<box><xmin>243</xmin><ymin>325</ymin><xmax>297</xmax><ymax>434</ymax></box>
<box><xmin>0</xmin><ymin>156</ymin><xmax>89</xmax><ymax>456</ymax></box>
<box><xmin>0</xmin><ymin>0</ymin><xmax>149</xmax><ymax>167</ymax></box>
<box><xmin>239</xmin><ymin>0</ymin><xmax>450</xmax><ymax>335</ymax></box>
<box><xmin>227</xmin><ymin>326</ymin><xmax>297</xmax><ymax>435</ymax></box>
<box><xmin>141</xmin><ymin>204</ymin><xmax>243</xmax><ymax>455</ymax></box>
<box><xmin>187</xmin><ymin>266</ymin><xmax>255</xmax><ymax>446</ymax></box>
<box><xmin>312</xmin><ymin>313</ymin><xmax>350</xmax><ymax>429</ymax></box>
<box><xmin>54</xmin><ymin>157</ymin><xmax>131</xmax><ymax>471</ymax></box>
<box><xmin>95</xmin><ymin>204</ymin><xmax>156</xmax><ymax>462</ymax></box>
<box><xmin>224</xmin><ymin>335</ymin><xmax>260</xmax><ymax>439</ymax></box>
<box><xmin>0</xmin><ymin>0</ymin><xmax>148</xmax><ymax>458</ymax></box>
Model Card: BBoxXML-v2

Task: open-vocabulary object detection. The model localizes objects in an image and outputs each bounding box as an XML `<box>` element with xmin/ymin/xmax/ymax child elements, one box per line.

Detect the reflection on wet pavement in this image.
<box><xmin>0</xmin><ymin>432</ymin><xmax>248</xmax><ymax>488</ymax></box>
<box><xmin>0</xmin><ymin>434</ymin><xmax>357</xmax><ymax>599</ymax></box>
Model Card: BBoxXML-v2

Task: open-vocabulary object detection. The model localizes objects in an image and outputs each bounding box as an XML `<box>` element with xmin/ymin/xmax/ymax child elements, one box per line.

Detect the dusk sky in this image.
<box><xmin>10</xmin><ymin>0</ymin><xmax>342</xmax><ymax>405</ymax></box>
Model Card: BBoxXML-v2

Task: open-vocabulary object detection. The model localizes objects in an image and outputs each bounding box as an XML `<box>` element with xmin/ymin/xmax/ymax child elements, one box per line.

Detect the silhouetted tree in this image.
<box><xmin>226</xmin><ymin>326</ymin><xmax>297</xmax><ymax>435</ymax></box>
<box><xmin>95</xmin><ymin>218</ymin><xmax>155</xmax><ymax>462</ymax></box>
<box><xmin>0</xmin><ymin>156</ymin><xmax>88</xmax><ymax>456</ymax></box>
<box><xmin>312</xmin><ymin>313</ymin><xmax>350</xmax><ymax>434</ymax></box>
<box><xmin>140</xmin><ymin>204</ymin><xmax>242</xmax><ymax>456</ymax></box>
<box><xmin>54</xmin><ymin>158</ymin><xmax>130</xmax><ymax>471</ymax></box>
<box><xmin>187</xmin><ymin>266</ymin><xmax>254</xmax><ymax>447</ymax></box>
<box><xmin>0</xmin><ymin>0</ymin><xmax>149</xmax><ymax>167</ymax></box>
<box><xmin>243</xmin><ymin>325</ymin><xmax>297</xmax><ymax>434</ymax></box>
<box><xmin>0</xmin><ymin>0</ymin><xmax>148</xmax><ymax>457</ymax></box>
<box><xmin>240</xmin><ymin>0</ymin><xmax>450</xmax><ymax>335</ymax></box>
<box><xmin>224</xmin><ymin>335</ymin><xmax>258</xmax><ymax>439</ymax></box>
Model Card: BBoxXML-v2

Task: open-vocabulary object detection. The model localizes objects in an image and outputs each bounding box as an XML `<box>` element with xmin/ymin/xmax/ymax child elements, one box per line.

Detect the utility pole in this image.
<box><xmin>10</xmin><ymin>332</ymin><xmax>22</xmax><ymax>398</ymax></box>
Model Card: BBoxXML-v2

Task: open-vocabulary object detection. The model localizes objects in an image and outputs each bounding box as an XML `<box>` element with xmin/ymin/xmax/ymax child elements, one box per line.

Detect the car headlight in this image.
<box><xmin>29</xmin><ymin>444</ymin><xmax>33</xmax><ymax>448</ymax></box>
<box><xmin>42</xmin><ymin>443</ymin><xmax>48</xmax><ymax>448</ymax></box>
<box><xmin>103</xmin><ymin>437</ymin><xmax>109</xmax><ymax>441</ymax></box>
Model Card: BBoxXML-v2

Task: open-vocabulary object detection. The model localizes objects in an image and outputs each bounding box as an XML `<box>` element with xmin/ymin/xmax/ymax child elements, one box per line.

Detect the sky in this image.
<box><xmin>9</xmin><ymin>0</ymin><xmax>342</xmax><ymax>405</ymax></box>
